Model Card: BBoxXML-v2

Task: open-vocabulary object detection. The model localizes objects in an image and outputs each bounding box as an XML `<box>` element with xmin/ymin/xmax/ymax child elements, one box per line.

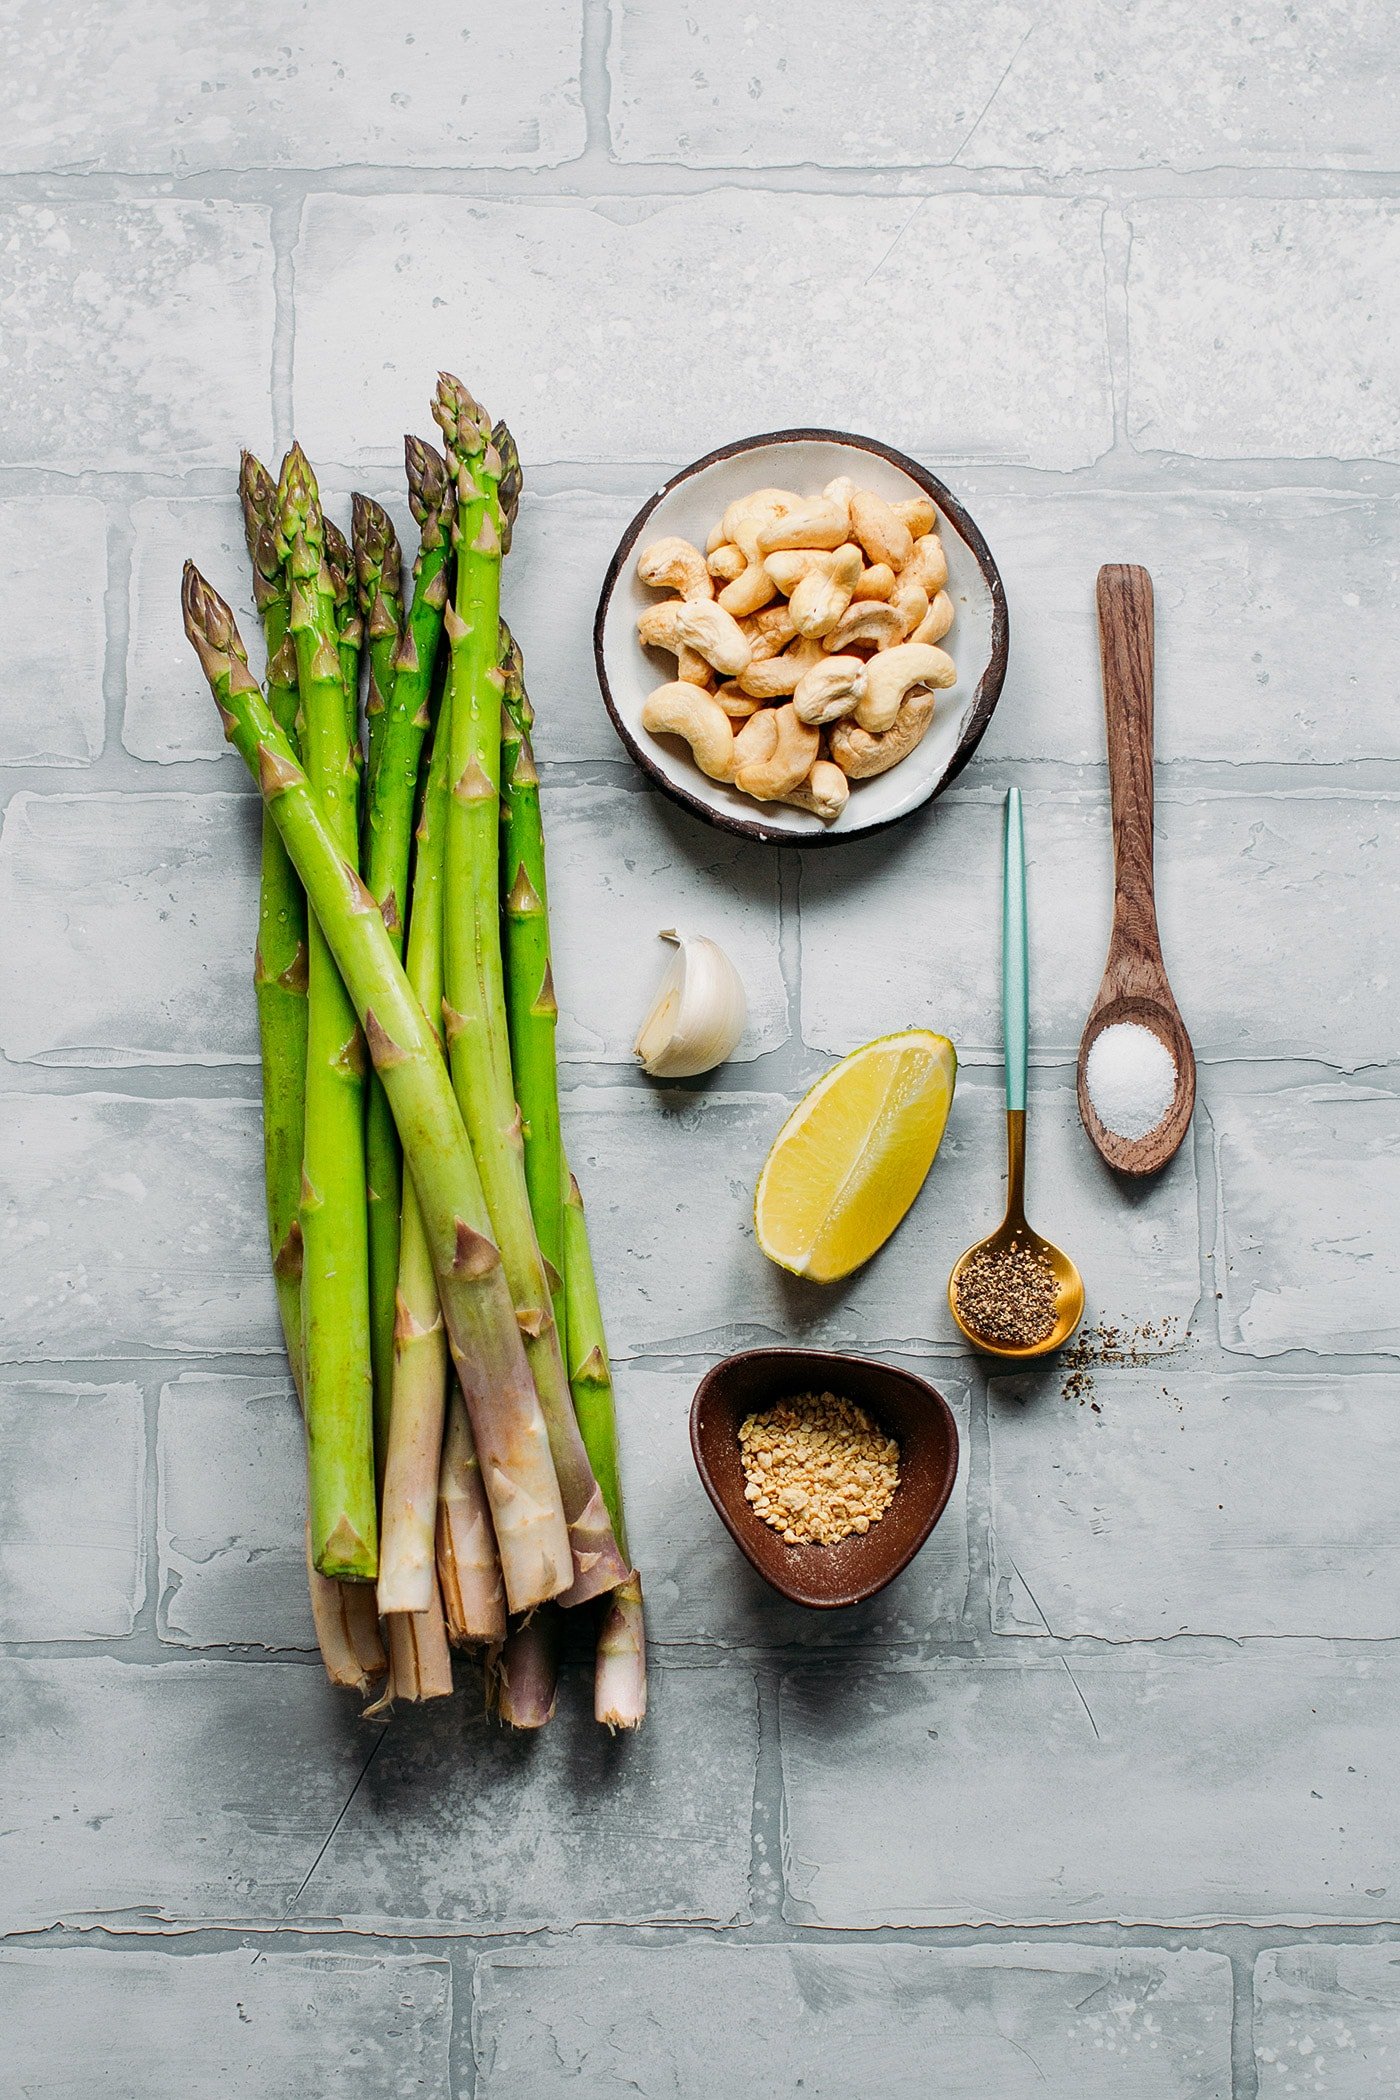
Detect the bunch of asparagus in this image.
<box><xmin>182</xmin><ymin>374</ymin><xmax>645</xmax><ymax>1729</ymax></box>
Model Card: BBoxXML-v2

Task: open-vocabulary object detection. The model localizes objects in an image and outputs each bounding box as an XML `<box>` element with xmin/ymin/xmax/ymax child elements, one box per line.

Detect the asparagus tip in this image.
<box><xmin>351</xmin><ymin>491</ymin><xmax>402</xmax><ymax>619</ymax></box>
<box><xmin>432</xmin><ymin>371</ymin><xmax>491</xmax><ymax>472</ymax></box>
<box><xmin>181</xmin><ymin>561</ymin><xmax>244</xmax><ymax>663</ymax></box>
<box><xmin>276</xmin><ymin>441</ymin><xmax>326</xmax><ymax>570</ymax></box>
<box><xmin>239</xmin><ymin>447</ymin><xmax>274</xmax><ymax>516</ymax></box>
<box><xmin>323</xmin><ymin>516</ymin><xmax>356</xmax><ymax>619</ymax></box>
<box><xmin>492</xmin><ymin>417</ymin><xmax>523</xmax><ymax>552</ymax></box>
<box><xmin>404</xmin><ymin>434</ymin><xmax>450</xmax><ymax>533</ymax></box>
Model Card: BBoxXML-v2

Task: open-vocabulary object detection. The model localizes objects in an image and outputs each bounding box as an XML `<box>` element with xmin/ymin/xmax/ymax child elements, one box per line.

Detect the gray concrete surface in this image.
<box><xmin>0</xmin><ymin>4</ymin><xmax>1397</xmax><ymax>2092</ymax></box>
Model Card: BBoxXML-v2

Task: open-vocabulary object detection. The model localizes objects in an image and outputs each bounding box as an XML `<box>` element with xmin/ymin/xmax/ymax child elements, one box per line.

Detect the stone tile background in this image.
<box><xmin>0</xmin><ymin>3</ymin><xmax>1396</xmax><ymax>2093</ymax></box>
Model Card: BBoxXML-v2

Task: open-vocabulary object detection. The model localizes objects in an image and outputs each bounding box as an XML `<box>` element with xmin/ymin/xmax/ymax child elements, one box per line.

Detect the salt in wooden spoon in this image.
<box><xmin>1076</xmin><ymin>564</ymin><xmax>1195</xmax><ymax>1176</ymax></box>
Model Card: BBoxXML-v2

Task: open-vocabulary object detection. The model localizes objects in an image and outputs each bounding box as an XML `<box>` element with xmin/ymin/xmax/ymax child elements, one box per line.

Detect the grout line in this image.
<box><xmin>577</xmin><ymin>0</ymin><xmax>616</xmax><ymax>166</ymax></box>
<box><xmin>748</xmin><ymin>1666</ymin><xmax>786</xmax><ymax>1927</ymax></box>
<box><xmin>455</xmin><ymin>1942</ymin><xmax>481</xmax><ymax>2100</ymax></box>
<box><xmin>1</xmin><ymin>165</ymin><xmax>1397</xmax><ymax>205</ymax></box>
<box><xmin>1194</xmin><ymin>1088</ymin><xmax>1225</xmax><ymax>1351</ymax></box>
<box><xmin>1230</xmin><ymin>1944</ymin><xmax>1261</xmax><ymax>2100</ymax></box>
<box><xmin>6</xmin><ymin>1915</ymin><xmax>1400</xmax><ymax>1957</ymax></box>
<box><xmin>962</xmin><ymin>1362</ymin><xmax>997</xmax><ymax>1642</ymax></box>
<box><xmin>1100</xmin><ymin>203</ymin><xmax>1132</xmax><ymax>452</ymax></box>
<box><xmin>135</xmin><ymin>1371</ymin><xmax>162</xmax><ymax>1643</ymax></box>
<box><xmin>269</xmin><ymin>188</ymin><xmax>303</xmax><ymax>453</ymax></box>
<box><xmin>98</xmin><ymin>497</ymin><xmax>132</xmax><ymax>769</ymax></box>
<box><xmin>5</xmin><ymin>456</ymin><xmax>1399</xmax><ymax>501</ymax></box>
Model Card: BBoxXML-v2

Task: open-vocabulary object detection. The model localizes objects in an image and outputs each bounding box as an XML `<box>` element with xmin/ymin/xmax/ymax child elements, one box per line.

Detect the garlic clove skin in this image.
<box><xmin>633</xmin><ymin>929</ymin><xmax>747</xmax><ymax>1079</ymax></box>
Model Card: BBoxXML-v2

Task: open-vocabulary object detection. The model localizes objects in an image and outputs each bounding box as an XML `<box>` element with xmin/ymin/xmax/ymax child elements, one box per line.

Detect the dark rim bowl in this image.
<box><xmin>594</xmin><ymin>428</ymin><xmax>1009</xmax><ymax>846</ymax></box>
<box><xmin>689</xmin><ymin>1347</ymin><xmax>960</xmax><ymax>1608</ymax></box>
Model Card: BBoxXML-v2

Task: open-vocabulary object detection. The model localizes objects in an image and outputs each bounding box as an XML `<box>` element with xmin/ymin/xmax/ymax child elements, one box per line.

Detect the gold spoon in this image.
<box><xmin>948</xmin><ymin>788</ymin><xmax>1084</xmax><ymax>1360</ymax></box>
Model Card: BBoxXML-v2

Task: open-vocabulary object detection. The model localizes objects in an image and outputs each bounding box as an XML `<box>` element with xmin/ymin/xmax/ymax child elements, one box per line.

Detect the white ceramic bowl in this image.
<box><xmin>594</xmin><ymin>429</ymin><xmax>1008</xmax><ymax>845</ymax></box>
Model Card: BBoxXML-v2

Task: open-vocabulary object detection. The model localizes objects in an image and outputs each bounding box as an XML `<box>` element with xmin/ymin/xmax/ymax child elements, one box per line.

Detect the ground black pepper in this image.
<box><xmin>1060</xmin><ymin>1316</ymin><xmax>1191</xmax><ymax>1406</ymax></box>
<box><xmin>954</xmin><ymin>1239</ymin><xmax>1058</xmax><ymax>1347</ymax></box>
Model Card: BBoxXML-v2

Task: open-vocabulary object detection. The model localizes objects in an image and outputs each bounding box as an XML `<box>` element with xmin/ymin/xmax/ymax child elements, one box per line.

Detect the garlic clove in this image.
<box><xmin>633</xmin><ymin>929</ymin><xmax>747</xmax><ymax>1079</ymax></box>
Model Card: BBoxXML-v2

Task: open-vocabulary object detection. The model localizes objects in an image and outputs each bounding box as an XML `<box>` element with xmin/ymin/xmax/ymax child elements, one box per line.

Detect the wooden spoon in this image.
<box><xmin>1076</xmin><ymin>564</ymin><xmax>1195</xmax><ymax>1176</ymax></box>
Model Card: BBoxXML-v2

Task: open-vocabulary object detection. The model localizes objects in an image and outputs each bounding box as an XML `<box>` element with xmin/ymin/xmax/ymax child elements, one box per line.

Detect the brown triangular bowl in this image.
<box><xmin>690</xmin><ymin>1348</ymin><xmax>960</xmax><ymax>1609</ymax></box>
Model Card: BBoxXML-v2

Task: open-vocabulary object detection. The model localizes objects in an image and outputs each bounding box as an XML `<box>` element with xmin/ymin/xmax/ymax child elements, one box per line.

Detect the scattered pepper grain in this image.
<box><xmin>1060</xmin><ymin>1315</ymin><xmax>1189</xmax><ymax>1407</ymax></box>
<box><xmin>738</xmin><ymin>1391</ymin><xmax>899</xmax><ymax>1546</ymax></box>
<box><xmin>954</xmin><ymin>1239</ymin><xmax>1058</xmax><ymax>1347</ymax></box>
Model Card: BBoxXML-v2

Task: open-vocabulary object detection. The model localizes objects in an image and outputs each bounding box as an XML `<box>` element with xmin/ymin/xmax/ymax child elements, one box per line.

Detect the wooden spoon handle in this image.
<box><xmin>1097</xmin><ymin>563</ymin><xmax>1162</xmax><ymax>980</ymax></box>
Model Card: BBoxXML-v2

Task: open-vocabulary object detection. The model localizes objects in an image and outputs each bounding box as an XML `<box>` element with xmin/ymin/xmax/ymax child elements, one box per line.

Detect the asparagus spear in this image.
<box><xmin>437</xmin><ymin>1386</ymin><xmax>508</xmax><ymax>1644</ymax></box>
<box><xmin>377</xmin><ymin>714</ymin><xmax>471</xmax><ymax>1616</ymax></box>
<box><xmin>369</xmin><ymin>1579</ymin><xmax>455</xmax><ymax>1712</ymax></box>
<box><xmin>433</xmin><ymin>372</ymin><xmax>628</xmax><ymax>1609</ymax></box>
<box><xmin>182</xmin><ymin>565</ymin><xmax>571</xmax><ymax>1614</ymax></box>
<box><xmin>500</xmin><ymin>629</ymin><xmax>567</xmax><ymax>1343</ymax></box>
<box><xmin>323</xmin><ymin>517</ymin><xmax>363</xmax><ymax>737</ymax></box>
<box><xmin>304</xmin><ymin>1525</ymin><xmax>387</xmax><ymax>1693</ymax></box>
<box><xmin>275</xmin><ymin>449</ymin><xmax>377</xmax><ymax>1581</ymax></box>
<box><xmin>238</xmin><ymin>452</ymin><xmax>308</xmax><ymax>1386</ymax></box>
<box><xmin>240</xmin><ymin>454</ymin><xmax>387</xmax><ymax>1690</ymax></box>
<box><xmin>563</xmin><ymin>1171</ymin><xmax>647</xmax><ymax>1730</ymax></box>
<box><xmin>352</xmin><ymin>492</ymin><xmax>404</xmax><ymax>800</ymax></box>
<box><xmin>359</xmin><ymin>456</ymin><xmax>452</xmax><ymax>1479</ymax></box>
<box><xmin>489</xmin><ymin>640</ymin><xmax>568</xmax><ymax>1719</ymax></box>
<box><xmin>498</xmin><ymin>622</ymin><xmax>645</xmax><ymax>1723</ymax></box>
<box><xmin>486</xmin><ymin>1609</ymin><xmax>559</xmax><ymax>1728</ymax></box>
<box><xmin>493</xmin><ymin>418</ymin><xmax>522</xmax><ymax>556</ymax></box>
<box><xmin>378</xmin><ymin>664</ymin><xmax>505</xmax><ymax>1641</ymax></box>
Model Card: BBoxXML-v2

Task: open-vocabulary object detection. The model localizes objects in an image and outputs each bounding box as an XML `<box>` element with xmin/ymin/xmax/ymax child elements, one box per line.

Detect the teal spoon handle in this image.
<box><xmin>1003</xmin><ymin>787</ymin><xmax>1028</xmax><ymax>1113</ymax></box>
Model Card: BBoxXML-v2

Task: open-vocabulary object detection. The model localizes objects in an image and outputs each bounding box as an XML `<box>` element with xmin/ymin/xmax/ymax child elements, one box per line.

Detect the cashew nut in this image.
<box><xmin>734</xmin><ymin>702</ymin><xmax>820</xmax><ymax>801</ymax></box>
<box><xmin>707</xmin><ymin>542</ymin><xmax>747</xmax><ymax>585</ymax></box>
<box><xmin>736</xmin><ymin>634</ymin><xmax>824</xmax><ymax>700</ymax></box>
<box><xmin>739</xmin><ymin>602</ymin><xmax>799</xmax><ymax>661</ymax></box>
<box><xmin>890</xmin><ymin>578</ymin><xmax>930</xmax><ymax>641</ymax></box>
<box><xmin>636</xmin><ymin>600</ymin><xmax>690</xmax><ymax>654</ymax></box>
<box><xmin>637</xmin><ymin>597</ymin><xmax>752</xmax><ymax>678</ymax></box>
<box><xmin>757</xmin><ymin>494</ymin><xmax>850</xmax><ymax>553</ymax></box>
<box><xmin>829</xmin><ymin>685</ymin><xmax>937</xmax><ymax>778</ymax></box>
<box><xmin>851</xmin><ymin>562</ymin><xmax>896</xmax><ymax>602</ymax></box>
<box><xmin>910</xmin><ymin>590</ymin><xmax>955</xmax><ymax>646</ymax></box>
<box><xmin>637</xmin><ymin>536</ymin><xmax>713</xmax><ymax>601</ymax></box>
<box><xmin>716</xmin><ymin>490</ymin><xmax>800</xmax><ymax>618</ymax></box>
<box><xmin>849</xmin><ymin>489</ymin><xmax>913</xmax><ymax>572</ymax></box>
<box><xmin>792</xmin><ymin>654</ymin><xmax>867</xmax><ymax>727</ymax></box>
<box><xmin>721</xmin><ymin>489</ymin><xmax>800</xmax><ymax>545</ymax></box>
<box><xmin>714</xmin><ymin>682</ymin><xmax>764</xmax><ymax>719</ymax></box>
<box><xmin>641</xmin><ymin>683</ymin><xmax>737</xmax><ymax>782</ymax></box>
<box><xmin>733</xmin><ymin>706</ymin><xmax>779</xmax><ymax>770</ymax></box>
<box><xmin>790</xmin><ymin>543</ymin><xmax>863</xmax><ymax>638</ymax></box>
<box><xmin>891</xmin><ymin>495</ymin><xmax>938</xmax><ymax>539</ymax></box>
<box><xmin>762</xmin><ymin>548</ymin><xmax>828</xmax><ymax>596</ymax></box>
<box><xmin>853</xmin><ymin>641</ymin><xmax>957</xmax><ymax>733</ymax></box>
<box><xmin>821</xmin><ymin>599</ymin><xmax>906</xmax><ymax>653</ymax></box>
<box><xmin>903</xmin><ymin>532</ymin><xmax>948</xmax><ymax>597</ymax></box>
<box><xmin>636</xmin><ymin>599</ymin><xmax>714</xmax><ymax>684</ymax></box>
<box><xmin>718</xmin><ymin>563</ymin><xmax>778</xmax><ymax>619</ymax></box>
<box><xmin>779</xmin><ymin>758</ymin><xmax>850</xmax><ymax>824</ymax></box>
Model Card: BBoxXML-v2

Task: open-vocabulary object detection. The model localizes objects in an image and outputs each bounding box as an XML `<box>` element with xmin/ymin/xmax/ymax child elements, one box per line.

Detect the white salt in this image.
<box><xmin>1085</xmin><ymin>1022</ymin><xmax>1177</xmax><ymax>1141</ymax></box>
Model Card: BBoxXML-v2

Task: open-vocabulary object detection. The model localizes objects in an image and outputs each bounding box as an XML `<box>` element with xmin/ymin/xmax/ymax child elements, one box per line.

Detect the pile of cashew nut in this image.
<box><xmin>634</xmin><ymin>478</ymin><xmax>956</xmax><ymax>824</ymax></box>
